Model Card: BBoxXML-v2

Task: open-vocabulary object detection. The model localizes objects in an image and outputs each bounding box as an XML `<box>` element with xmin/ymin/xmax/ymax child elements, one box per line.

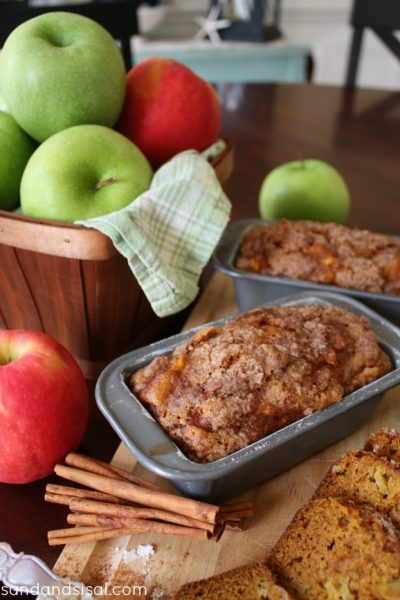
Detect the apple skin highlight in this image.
<box><xmin>0</xmin><ymin>330</ymin><xmax>89</xmax><ymax>484</ymax></box>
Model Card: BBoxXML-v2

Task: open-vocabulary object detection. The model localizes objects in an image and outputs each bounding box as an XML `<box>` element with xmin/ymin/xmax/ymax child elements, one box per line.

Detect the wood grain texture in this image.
<box><xmin>220</xmin><ymin>84</ymin><xmax>400</xmax><ymax>234</ymax></box>
<box><xmin>0</xmin><ymin>245</ymin><xmax>43</xmax><ymax>331</ymax></box>
<box><xmin>17</xmin><ymin>250</ymin><xmax>91</xmax><ymax>360</ymax></box>
<box><xmin>0</xmin><ymin>232</ymin><xmax>184</xmax><ymax>379</ymax></box>
<box><xmin>80</xmin><ymin>256</ymin><xmax>141</xmax><ymax>361</ymax></box>
<box><xmin>0</xmin><ymin>244</ymin><xmax>174</xmax><ymax>378</ymax></box>
<box><xmin>0</xmin><ymin>211</ymin><xmax>117</xmax><ymax>260</ymax></box>
<box><xmin>52</xmin><ymin>272</ymin><xmax>400</xmax><ymax>597</ymax></box>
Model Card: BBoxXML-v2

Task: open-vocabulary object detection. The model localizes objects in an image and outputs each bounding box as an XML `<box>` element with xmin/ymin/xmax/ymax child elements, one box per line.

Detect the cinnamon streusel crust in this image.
<box><xmin>235</xmin><ymin>219</ymin><xmax>400</xmax><ymax>295</ymax></box>
<box><xmin>130</xmin><ymin>304</ymin><xmax>391</xmax><ymax>463</ymax></box>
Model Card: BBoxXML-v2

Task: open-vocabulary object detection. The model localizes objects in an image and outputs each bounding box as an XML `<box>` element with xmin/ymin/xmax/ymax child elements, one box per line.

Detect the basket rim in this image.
<box><xmin>0</xmin><ymin>210</ymin><xmax>117</xmax><ymax>260</ymax></box>
<box><xmin>0</xmin><ymin>139</ymin><xmax>234</xmax><ymax>261</ymax></box>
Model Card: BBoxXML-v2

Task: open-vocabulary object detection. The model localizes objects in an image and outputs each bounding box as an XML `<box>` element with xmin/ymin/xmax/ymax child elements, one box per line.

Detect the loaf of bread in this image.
<box><xmin>268</xmin><ymin>496</ymin><xmax>400</xmax><ymax>600</ymax></box>
<box><xmin>364</xmin><ymin>427</ymin><xmax>400</xmax><ymax>462</ymax></box>
<box><xmin>314</xmin><ymin>448</ymin><xmax>400</xmax><ymax>526</ymax></box>
<box><xmin>130</xmin><ymin>304</ymin><xmax>391</xmax><ymax>462</ymax></box>
<box><xmin>170</xmin><ymin>563</ymin><xmax>293</xmax><ymax>600</ymax></box>
<box><xmin>235</xmin><ymin>219</ymin><xmax>400</xmax><ymax>295</ymax></box>
<box><xmin>171</xmin><ymin>430</ymin><xmax>400</xmax><ymax>598</ymax></box>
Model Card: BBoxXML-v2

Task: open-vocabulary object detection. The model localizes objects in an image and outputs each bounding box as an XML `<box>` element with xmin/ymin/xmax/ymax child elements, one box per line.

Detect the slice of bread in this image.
<box><xmin>365</xmin><ymin>428</ymin><xmax>400</xmax><ymax>463</ymax></box>
<box><xmin>314</xmin><ymin>448</ymin><xmax>400</xmax><ymax>526</ymax></box>
<box><xmin>170</xmin><ymin>563</ymin><xmax>293</xmax><ymax>600</ymax></box>
<box><xmin>268</xmin><ymin>496</ymin><xmax>400</xmax><ymax>600</ymax></box>
<box><xmin>171</xmin><ymin>430</ymin><xmax>400</xmax><ymax>599</ymax></box>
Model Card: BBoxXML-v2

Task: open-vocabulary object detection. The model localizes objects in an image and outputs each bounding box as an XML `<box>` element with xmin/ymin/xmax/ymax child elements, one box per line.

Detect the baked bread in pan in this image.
<box><xmin>236</xmin><ymin>219</ymin><xmax>400</xmax><ymax>296</ymax></box>
<box><xmin>131</xmin><ymin>304</ymin><xmax>391</xmax><ymax>462</ymax></box>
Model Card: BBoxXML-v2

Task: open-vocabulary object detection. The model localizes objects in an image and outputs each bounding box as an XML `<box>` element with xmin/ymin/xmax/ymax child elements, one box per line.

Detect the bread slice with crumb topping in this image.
<box><xmin>314</xmin><ymin>448</ymin><xmax>400</xmax><ymax>526</ymax></box>
<box><xmin>365</xmin><ymin>428</ymin><xmax>400</xmax><ymax>463</ymax></box>
<box><xmin>170</xmin><ymin>563</ymin><xmax>293</xmax><ymax>600</ymax></box>
<box><xmin>268</xmin><ymin>496</ymin><xmax>400</xmax><ymax>600</ymax></box>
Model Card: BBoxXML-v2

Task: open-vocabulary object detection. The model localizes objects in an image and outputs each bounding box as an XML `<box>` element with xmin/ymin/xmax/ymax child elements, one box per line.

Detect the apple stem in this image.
<box><xmin>94</xmin><ymin>176</ymin><xmax>118</xmax><ymax>191</ymax></box>
<box><xmin>0</xmin><ymin>354</ymin><xmax>13</xmax><ymax>366</ymax></box>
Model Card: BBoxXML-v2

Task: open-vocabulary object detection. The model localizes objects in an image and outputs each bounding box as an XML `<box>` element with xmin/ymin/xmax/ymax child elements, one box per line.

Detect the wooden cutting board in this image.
<box><xmin>52</xmin><ymin>272</ymin><xmax>400</xmax><ymax>598</ymax></box>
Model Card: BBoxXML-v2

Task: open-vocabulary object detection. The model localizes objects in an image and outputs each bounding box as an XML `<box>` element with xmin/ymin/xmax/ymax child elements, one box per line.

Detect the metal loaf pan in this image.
<box><xmin>96</xmin><ymin>291</ymin><xmax>400</xmax><ymax>502</ymax></box>
<box><xmin>212</xmin><ymin>218</ymin><xmax>400</xmax><ymax>325</ymax></box>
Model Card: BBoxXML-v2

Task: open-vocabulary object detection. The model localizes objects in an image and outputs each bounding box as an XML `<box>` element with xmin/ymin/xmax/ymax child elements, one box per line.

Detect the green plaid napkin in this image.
<box><xmin>77</xmin><ymin>150</ymin><xmax>231</xmax><ymax>317</ymax></box>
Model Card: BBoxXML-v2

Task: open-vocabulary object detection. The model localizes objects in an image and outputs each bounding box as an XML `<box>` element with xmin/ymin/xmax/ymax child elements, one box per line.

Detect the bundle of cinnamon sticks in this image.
<box><xmin>45</xmin><ymin>453</ymin><xmax>253</xmax><ymax>546</ymax></box>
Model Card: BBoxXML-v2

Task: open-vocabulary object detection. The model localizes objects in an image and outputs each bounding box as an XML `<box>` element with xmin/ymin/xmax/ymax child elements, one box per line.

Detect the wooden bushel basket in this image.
<box><xmin>0</xmin><ymin>141</ymin><xmax>234</xmax><ymax>379</ymax></box>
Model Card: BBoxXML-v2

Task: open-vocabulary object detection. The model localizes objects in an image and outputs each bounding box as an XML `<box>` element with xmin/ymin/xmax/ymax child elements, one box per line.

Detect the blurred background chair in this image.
<box><xmin>346</xmin><ymin>0</ymin><xmax>400</xmax><ymax>87</ymax></box>
<box><xmin>0</xmin><ymin>0</ymin><xmax>138</xmax><ymax>70</ymax></box>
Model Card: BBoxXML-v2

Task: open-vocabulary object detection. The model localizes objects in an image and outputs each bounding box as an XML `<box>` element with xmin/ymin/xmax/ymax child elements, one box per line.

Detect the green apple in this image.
<box><xmin>0</xmin><ymin>110</ymin><xmax>36</xmax><ymax>211</ymax></box>
<box><xmin>0</xmin><ymin>12</ymin><xmax>126</xmax><ymax>142</ymax></box>
<box><xmin>259</xmin><ymin>159</ymin><xmax>350</xmax><ymax>224</ymax></box>
<box><xmin>20</xmin><ymin>124</ymin><xmax>153</xmax><ymax>222</ymax></box>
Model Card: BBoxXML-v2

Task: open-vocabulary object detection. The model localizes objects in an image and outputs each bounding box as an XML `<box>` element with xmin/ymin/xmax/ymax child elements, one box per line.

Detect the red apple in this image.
<box><xmin>118</xmin><ymin>57</ymin><xmax>221</xmax><ymax>168</ymax></box>
<box><xmin>0</xmin><ymin>330</ymin><xmax>89</xmax><ymax>483</ymax></box>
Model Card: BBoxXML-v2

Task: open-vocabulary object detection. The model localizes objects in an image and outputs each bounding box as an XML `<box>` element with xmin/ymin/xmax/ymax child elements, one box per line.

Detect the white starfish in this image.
<box><xmin>193</xmin><ymin>4</ymin><xmax>231</xmax><ymax>44</ymax></box>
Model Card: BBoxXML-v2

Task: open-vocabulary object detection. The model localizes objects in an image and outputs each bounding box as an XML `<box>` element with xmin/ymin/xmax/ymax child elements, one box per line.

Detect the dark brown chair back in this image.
<box><xmin>346</xmin><ymin>0</ymin><xmax>400</xmax><ymax>87</ymax></box>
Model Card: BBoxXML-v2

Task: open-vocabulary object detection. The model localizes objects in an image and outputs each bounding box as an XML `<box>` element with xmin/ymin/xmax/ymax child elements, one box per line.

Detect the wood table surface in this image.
<box><xmin>0</xmin><ymin>82</ymin><xmax>399</xmax><ymax>595</ymax></box>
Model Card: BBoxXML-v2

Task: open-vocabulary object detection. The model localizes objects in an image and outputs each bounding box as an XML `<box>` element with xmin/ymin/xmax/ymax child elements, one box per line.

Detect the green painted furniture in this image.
<box><xmin>133</xmin><ymin>40</ymin><xmax>311</xmax><ymax>83</ymax></box>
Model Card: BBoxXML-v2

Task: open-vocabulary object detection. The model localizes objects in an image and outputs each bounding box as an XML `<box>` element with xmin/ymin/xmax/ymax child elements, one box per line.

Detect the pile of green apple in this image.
<box><xmin>0</xmin><ymin>12</ymin><xmax>223</xmax><ymax>485</ymax></box>
<box><xmin>0</xmin><ymin>12</ymin><xmax>221</xmax><ymax>222</ymax></box>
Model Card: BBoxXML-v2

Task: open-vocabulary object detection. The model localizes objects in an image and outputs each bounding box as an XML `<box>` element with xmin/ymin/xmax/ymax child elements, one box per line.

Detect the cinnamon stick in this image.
<box><xmin>67</xmin><ymin>512</ymin><xmax>212</xmax><ymax>538</ymax></box>
<box><xmin>219</xmin><ymin>502</ymin><xmax>253</xmax><ymax>521</ymax></box>
<box><xmin>45</xmin><ymin>492</ymin><xmax>81</xmax><ymax>507</ymax></box>
<box><xmin>48</xmin><ymin>527</ymin><xmax>135</xmax><ymax>546</ymax></box>
<box><xmin>48</xmin><ymin>520</ymin><xmax>210</xmax><ymax>546</ymax></box>
<box><xmin>219</xmin><ymin>509</ymin><xmax>253</xmax><ymax>522</ymax></box>
<box><xmin>54</xmin><ymin>464</ymin><xmax>220</xmax><ymax>524</ymax></box>
<box><xmin>68</xmin><ymin>498</ymin><xmax>215</xmax><ymax>533</ymax></box>
<box><xmin>48</xmin><ymin>526</ymin><xmax>110</xmax><ymax>539</ymax></box>
<box><xmin>220</xmin><ymin>502</ymin><xmax>254</xmax><ymax>515</ymax></box>
<box><xmin>210</xmin><ymin>522</ymin><xmax>226</xmax><ymax>542</ymax></box>
<box><xmin>65</xmin><ymin>453</ymin><xmax>158</xmax><ymax>490</ymax></box>
<box><xmin>45</xmin><ymin>491</ymin><xmax>127</xmax><ymax>508</ymax></box>
<box><xmin>68</xmin><ymin>513</ymin><xmax>116</xmax><ymax>527</ymax></box>
<box><xmin>45</xmin><ymin>483</ymin><xmax>125</xmax><ymax>504</ymax></box>
<box><xmin>65</xmin><ymin>453</ymin><xmax>121</xmax><ymax>479</ymax></box>
<box><xmin>91</xmin><ymin>457</ymin><xmax>161</xmax><ymax>490</ymax></box>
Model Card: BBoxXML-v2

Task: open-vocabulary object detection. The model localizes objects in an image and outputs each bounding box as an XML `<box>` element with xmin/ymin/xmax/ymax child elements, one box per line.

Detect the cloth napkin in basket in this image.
<box><xmin>76</xmin><ymin>150</ymin><xmax>231</xmax><ymax>318</ymax></box>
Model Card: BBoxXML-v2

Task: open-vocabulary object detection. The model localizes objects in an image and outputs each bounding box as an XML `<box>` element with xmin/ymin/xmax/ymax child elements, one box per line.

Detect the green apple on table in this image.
<box><xmin>259</xmin><ymin>159</ymin><xmax>351</xmax><ymax>224</ymax></box>
<box><xmin>0</xmin><ymin>110</ymin><xmax>36</xmax><ymax>211</ymax></box>
<box><xmin>0</xmin><ymin>11</ymin><xmax>126</xmax><ymax>142</ymax></box>
<box><xmin>21</xmin><ymin>124</ymin><xmax>153</xmax><ymax>222</ymax></box>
